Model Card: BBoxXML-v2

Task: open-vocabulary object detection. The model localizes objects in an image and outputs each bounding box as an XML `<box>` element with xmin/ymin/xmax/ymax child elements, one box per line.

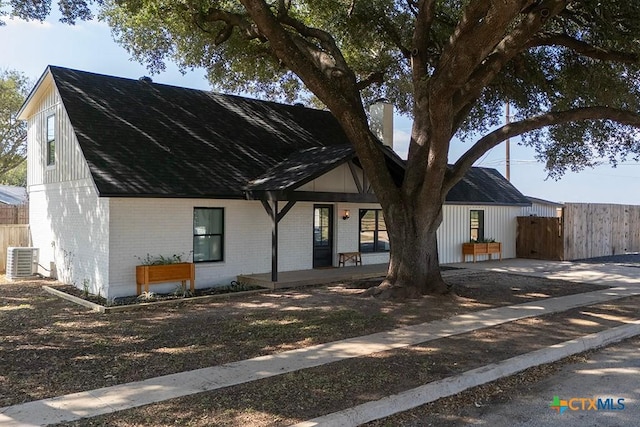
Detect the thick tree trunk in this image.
<box><xmin>365</xmin><ymin>201</ymin><xmax>451</xmax><ymax>299</ymax></box>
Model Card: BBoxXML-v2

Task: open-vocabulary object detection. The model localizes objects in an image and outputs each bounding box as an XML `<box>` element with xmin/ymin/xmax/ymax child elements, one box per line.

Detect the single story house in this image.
<box><xmin>19</xmin><ymin>66</ymin><xmax>531</xmax><ymax>298</ymax></box>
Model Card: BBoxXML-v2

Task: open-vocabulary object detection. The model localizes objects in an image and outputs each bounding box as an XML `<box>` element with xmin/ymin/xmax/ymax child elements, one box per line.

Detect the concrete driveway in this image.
<box><xmin>447</xmin><ymin>335</ymin><xmax>640</xmax><ymax>427</ymax></box>
<box><xmin>444</xmin><ymin>258</ymin><xmax>640</xmax><ymax>426</ymax></box>
<box><xmin>448</xmin><ymin>258</ymin><xmax>640</xmax><ymax>289</ymax></box>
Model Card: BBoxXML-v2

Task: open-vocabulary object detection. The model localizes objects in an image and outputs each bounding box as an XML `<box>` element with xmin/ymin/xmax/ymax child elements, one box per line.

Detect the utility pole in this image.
<box><xmin>505</xmin><ymin>101</ymin><xmax>511</xmax><ymax>181</ymax></box>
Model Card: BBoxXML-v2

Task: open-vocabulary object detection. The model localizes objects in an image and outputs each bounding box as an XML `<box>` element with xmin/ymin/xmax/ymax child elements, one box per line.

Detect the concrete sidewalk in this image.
<box><xmin>1</xmin><ymin>259</ymin><xmax>639</xmax><ymax>426</ymax></box>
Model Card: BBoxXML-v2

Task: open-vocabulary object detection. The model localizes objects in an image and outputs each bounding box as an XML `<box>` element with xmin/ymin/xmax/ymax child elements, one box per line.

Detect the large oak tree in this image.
<box><xmin>7</xmin><ymin>1</ymin><xmax>640</xmax><ymax>298</ymax></box>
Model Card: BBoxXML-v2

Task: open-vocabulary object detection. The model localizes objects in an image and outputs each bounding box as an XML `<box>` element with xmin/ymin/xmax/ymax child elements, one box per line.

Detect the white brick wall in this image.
<box><xmin>108</xmin><ymin>198</ymin><xmax>274</xmax><ymax>297</ymax></box>
<box><xmin>29</xmin><ymin>179</ymin><xmax>110</xmax><ymax>296</ymax></box>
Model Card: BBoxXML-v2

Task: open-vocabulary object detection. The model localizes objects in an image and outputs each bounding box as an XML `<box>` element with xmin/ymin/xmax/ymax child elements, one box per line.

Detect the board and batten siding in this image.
<box><xmin>437</xmin><ymin>204</ymin><xmax>520</xmax><ymax>263</ymax></box>
<box><xmin>26</xmin><ymin>81</ymin><xmax>92</xmax><ymax>187</ymax></box>
<box><xmin>26</xmin><ymin>79</ymin><xmax>107</xmax><ymax>295</ymax></box>
<box><xmin>521</xmin><ymin>202</ymin><xmax>560</xmax><ymax>218</ymax></box>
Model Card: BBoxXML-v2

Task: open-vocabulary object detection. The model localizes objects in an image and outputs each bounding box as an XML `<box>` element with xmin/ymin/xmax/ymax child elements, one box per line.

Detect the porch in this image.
<box><xmin>237</xmin><ymin>263</ymin><xmax>388</xmax><ymax>290</ymax></box>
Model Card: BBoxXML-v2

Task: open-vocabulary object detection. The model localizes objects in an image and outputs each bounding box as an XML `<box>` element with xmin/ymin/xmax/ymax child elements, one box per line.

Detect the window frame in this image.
<box><xmin>470</xmin><ymin>209</ymin><xmax>485</xmax><ymax>242</ymax></box>
<box><xmin>46</xmin><ymin>114</ymin><xmax>55</xmax><ymax>166</ymax></box>
<box><xmin>193</xmin><ymin>207</ymin><xmax>224</xmax><ymax>263</ymax></box>
<box><xmin>359</xmin><ymin>209</ymin><xmax>389</xmax><ymax>253</ymax></box>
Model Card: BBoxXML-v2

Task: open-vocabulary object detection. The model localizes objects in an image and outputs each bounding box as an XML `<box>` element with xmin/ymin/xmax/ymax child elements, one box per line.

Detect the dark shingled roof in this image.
<box><xmin>48</xmin><ymin>66</ymin><xmax>529</xmax><ymax>206</ymax></box>
<box><xmin>446</xmin><ymin>167</ymin><xmax>530</xmax><ymax>206</ymax></box>
<box><xmin>50</xmin><ymin>66</ymin><xmax>351</xmax><ymax>198</ymax></box>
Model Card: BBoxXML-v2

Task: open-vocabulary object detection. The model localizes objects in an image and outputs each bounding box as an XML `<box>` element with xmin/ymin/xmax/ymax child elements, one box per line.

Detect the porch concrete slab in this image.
<box><xmin>1</xmin><ymin>285</ymin><xmax>638</xmax><ymax>426</ymax></box>
<box><xmin>237</xmin><ymin>263</ymin><xmax>470</xmax><ymax>290</ymax></box>
<box><xmin>238</xmin><ymin>263</ymin><xmax>389</xmax><ymax>289</ymax></box>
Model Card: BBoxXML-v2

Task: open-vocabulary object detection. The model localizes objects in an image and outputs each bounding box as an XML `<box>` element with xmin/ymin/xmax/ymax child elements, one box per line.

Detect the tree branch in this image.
<box><xmin>451</xmin><ymin>0</ymin><xmax>568</xmax><ymax>130</ymax></box>
<box><xmin>276</xmin><ymin>10</ymin><xmax>350</xmax><ymax>74</ymax></box>
<box><xmin>411</xmin><ymin>0</ymin><xmax>436</xmax><ymax>84</ymax></box>
<box><xmin>198</xmin><ymin>7</ymin><xmax>264</xmax><ymax>41</ymax></box>
<box><xmin>445</xmin><ymin>106</ymin><xmax>640</xmax><ymax>192</ymax></box>
<box><xmin>356</xmin><ymin>71</ymin><xmax>385</xmax><ymax>90</ymax></box>
<box><xmin>527</xmin><ymin>33</ymin><xmax>639</xmax><ymax>63</ymax></box>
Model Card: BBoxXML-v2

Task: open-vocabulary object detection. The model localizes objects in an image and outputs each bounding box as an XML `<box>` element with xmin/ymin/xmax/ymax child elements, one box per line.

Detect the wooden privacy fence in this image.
<box><xmin>0</xmin><ymin>224</ymin><xmax>31</xmax><ymax>272</ymax></box>
<box><xmin>517</xmin><ymin>203</ymin><xmax>640</xmax><ymax>261</ymax></box>
<box><xmin>0</xmin><ymin>204</ymin><xmax>28</xmax><ymax>224</ymax></box>
<box><xmin>563</xmin><ymin>203</ymin><xmax>640</xmax><ymax>260</ymax></box>
<box><xmin>516</xmin><ymin>216</ymin><xmax>564</xmax><ymax>261</ymax></box>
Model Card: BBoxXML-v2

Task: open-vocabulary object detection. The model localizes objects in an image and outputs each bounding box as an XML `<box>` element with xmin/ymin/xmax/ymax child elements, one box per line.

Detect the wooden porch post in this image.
<box><xmin>259</xmin><ymin>198</ymin><xmax>297</xmax><ymax>284</ymax></box>
<box><xmin>271</xmin><ymin>199</ymin><xmax>278</xmax><ymax>282</ymax></box>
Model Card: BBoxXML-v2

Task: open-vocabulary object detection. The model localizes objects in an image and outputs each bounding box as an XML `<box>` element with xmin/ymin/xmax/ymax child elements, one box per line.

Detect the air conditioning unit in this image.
<box><xmin>6</xmin><ymin>247</ymin><xmax>39</xmax><ymax>280</ymax></box>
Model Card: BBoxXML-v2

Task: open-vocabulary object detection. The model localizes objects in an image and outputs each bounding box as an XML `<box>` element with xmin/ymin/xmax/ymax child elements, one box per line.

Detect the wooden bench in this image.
<box><xmin>338</xmin><ymin>252</ymin><xmax>362</xmax><ymax>267</ymax></box>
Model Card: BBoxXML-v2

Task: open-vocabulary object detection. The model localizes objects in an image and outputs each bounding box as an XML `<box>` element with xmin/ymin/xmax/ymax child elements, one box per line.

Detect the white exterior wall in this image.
<box><xmin>437</xmin><ymin>204</ymin><xmax>521</xmax><ymax>263</ymax></box>
<box><xmin>107</xmin><ymin>198</ymin><xmax>388</xmax><ymax>298</ymax></box>
<box><xmin>108</xmin><ymin>198</ymin><xmax>273</xmax><ymax>297</ymax></box>
<box><xmin>335</xmin><ymin>202</ymin><xmax>390</xmax><ymax>265</ymax></box>
<box><xmin>296</xmin><ymin>163</ymin><xmax>362</xmax><ymax>193</ymax></box>
<box><xmin>26</xmin><ymin>79</ymin><xmax>109</xmax><ymax>295</ymax></box>
<box><xmin>29</xmin><ymin>180</ymin><xmax>109</xmax><ymax>295</ymax></box>
<box><xmin>521</xmin><ymin>202</ymin><xmax>561</xmax><ymax>218</ymax></box>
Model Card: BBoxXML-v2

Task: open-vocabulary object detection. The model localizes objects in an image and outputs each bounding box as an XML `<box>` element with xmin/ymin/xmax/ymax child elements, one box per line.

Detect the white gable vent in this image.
<box><xmin>6</xmin><ymin>247</ymin><xmax>39</xmax><ymax>280</ymax></box>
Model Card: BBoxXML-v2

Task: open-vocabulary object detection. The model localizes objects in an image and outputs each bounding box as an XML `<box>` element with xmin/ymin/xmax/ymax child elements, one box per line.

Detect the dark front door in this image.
<box><xmin>313</xmin><ymin>205</ymin><xmax>333</xmax><ymax>268</ymax></box>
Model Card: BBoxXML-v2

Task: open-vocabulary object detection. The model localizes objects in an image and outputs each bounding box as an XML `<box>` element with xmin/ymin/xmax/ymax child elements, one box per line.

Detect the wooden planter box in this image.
<box><xmin>462</xmin><ymin>242</ymin><xmax>502</xmax><ymax>263</ymax></box>
<box><xmin>135</xmin><ymin>262</ymin><xmax>195</xmax><ymax>295</ymax></box>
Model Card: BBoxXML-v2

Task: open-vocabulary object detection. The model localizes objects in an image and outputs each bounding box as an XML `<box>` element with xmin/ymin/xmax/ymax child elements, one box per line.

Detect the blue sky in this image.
<box><xmin>2</xmin><ymin>13</ymin><xmax>639</xmax><ymax>204</ymax></box>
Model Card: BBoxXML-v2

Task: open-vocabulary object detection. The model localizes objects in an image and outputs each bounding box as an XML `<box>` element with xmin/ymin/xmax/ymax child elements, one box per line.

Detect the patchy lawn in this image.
<box><xmin>0</xmin><ymin>270</ymin><xmax>613</xmax><ymax>422</ymax></box>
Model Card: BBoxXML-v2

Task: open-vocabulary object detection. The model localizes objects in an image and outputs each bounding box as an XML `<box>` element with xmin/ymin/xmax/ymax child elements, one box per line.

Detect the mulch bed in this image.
<box><xmin>50</xmin><ymin>282</ymin><xmax>264</xmax><ymax>307</ymax></box>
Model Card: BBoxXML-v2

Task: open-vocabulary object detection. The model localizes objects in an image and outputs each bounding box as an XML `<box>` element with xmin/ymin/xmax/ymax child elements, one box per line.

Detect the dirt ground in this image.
<box><xmin>0</xmin><ymin>269</ymin><xmax>624</xmax><ymax>426</ymax></box>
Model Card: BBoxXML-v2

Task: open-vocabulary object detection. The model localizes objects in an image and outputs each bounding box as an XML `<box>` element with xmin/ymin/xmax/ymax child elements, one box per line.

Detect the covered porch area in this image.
<box><xmin>237</xmin><ymin>263</ymin><xmax>388</xmax><ymax>290</ymax></box>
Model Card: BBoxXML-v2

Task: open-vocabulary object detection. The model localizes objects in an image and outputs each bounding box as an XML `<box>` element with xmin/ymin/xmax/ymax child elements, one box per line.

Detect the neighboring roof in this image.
<box><xmin>25</xmin><ymin>66</ymin><xmax>530</xmax><ymax>206</ymax></box>
<box><xmin>0</xmin><ymin>185</ymin><xmax>27</xmax><ymax>205</ymax></box>
<box><xmin>527</xmin><ymin>196</ymin><xmax>564</xmax><ymax>207</ymax></box>
<box><xmin>446</xmin><ymin>167</ymin><xmax>531</xmax><ymax>206</ymax></box>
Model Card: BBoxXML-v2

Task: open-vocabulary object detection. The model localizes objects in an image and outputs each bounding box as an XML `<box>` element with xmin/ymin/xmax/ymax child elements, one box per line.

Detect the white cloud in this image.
<box><xmin>4</xmin><ymin>17</ymin><xmax>53</xmax><ymax>29</ymax></box>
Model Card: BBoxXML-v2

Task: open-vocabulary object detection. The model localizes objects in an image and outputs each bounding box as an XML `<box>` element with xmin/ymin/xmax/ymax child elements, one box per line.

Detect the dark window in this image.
<box><xmin>46</xmin><ymin>114</ymin><xmax>55</xmax><ymax>166</ymax></box>
<box><xmin>359</xmin><ymin>209</ymin><xmax>389</xmax><ymax>253</ymax></box>
<box><xmin>193</xmin><ymin>208</ymin><xmax>224</xmax><ymax>262</ymax></box>
<box><xmin>470</xmin><ymin>210</ymin><xmax>484</xmax><ymax>241</ymax></box>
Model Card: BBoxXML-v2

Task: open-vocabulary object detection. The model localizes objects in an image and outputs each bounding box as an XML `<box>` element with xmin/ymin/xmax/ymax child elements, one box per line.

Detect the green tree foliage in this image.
<box><xmin>0</xmin><ymin>70</ymin><xmax>29</xmax><ymax>179</ymax></box>
<box><xmin>0</xmin><ymin>162</ymin><xmax>27</xmax><ymax>187</ymax></box>
<box><xmin>6</xmin><ymin>1</ymin><xmax>640</xmax><ymax>297</ymax></box>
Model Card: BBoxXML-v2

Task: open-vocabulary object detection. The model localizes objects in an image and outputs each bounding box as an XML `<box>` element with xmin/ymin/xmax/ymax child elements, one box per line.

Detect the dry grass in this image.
<box><xmin>0</xmin><ymin>270</ymin><xmax>620</xmax><ymax>426</ymax></box>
